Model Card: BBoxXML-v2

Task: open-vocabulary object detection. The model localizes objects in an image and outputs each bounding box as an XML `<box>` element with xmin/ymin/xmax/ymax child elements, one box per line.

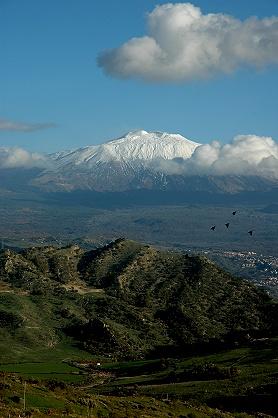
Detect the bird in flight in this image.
<box><xmin>232</xmin><ymin>211</ymin><xmax>237</xmax><ymax>216</ymax></box>
<box><xmin>211</xmin><ymin>226</ymin><xmax>216</xmax><ymax>231</ymax></box>
<box><xmin>248</xmin><ymin>230</ymin><xmax>254</xmax><ymax>236</ymax></box>
<box><xmin>225</xmin><ymin>223</ymin><xmax>230</xmax><ymax>229</ymax></box>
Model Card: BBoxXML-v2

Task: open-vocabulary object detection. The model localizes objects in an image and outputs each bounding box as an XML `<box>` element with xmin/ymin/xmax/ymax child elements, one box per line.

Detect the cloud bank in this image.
<box><xmin>0</xmin><ymin>147</ymin><xmax>49</xmax><ymax>169</ymax></box>
<box><xmin>98</xmin><ymin>3</ymin><xmax>278</xmax><ymax>82</ymax></box>
<box><xmin>152</xmin><ymin>135</ymin><xmax>278</xmax><ymax>177</ymax></box>
<box><xmin>0</xmin><ymin>119</ymin><xmax>56</xmax><ymax>132</ymax></box>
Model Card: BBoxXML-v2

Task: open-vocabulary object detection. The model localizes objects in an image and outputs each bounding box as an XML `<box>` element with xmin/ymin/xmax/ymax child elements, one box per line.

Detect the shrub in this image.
<box><xmin>0</xmin><ymin>309</ymin><xmax>23</xmax><ymax>329</ymax></box>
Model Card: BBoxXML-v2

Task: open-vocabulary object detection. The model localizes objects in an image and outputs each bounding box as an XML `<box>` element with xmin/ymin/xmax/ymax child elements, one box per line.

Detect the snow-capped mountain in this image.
<box><xmin>49</xmin><ymin>130</ymin><xmax>200</xmax><ymax>169</ymax></box>
<box><xmin>32</xmin><ymin>131</ymin><xmax>201</xmax><ymax>192</ymax></box>
<box><xmin>28</xmin><ymin>130</ymin><xmax>277</xmax><ymax>194</ymax></box>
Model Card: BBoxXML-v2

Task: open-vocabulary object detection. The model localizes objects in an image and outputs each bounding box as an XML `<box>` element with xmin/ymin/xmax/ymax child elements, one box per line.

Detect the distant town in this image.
<box><xmin>201</xmin><ymin>249</ymin><xmax>278</xmax><ymax>298</ymax></box>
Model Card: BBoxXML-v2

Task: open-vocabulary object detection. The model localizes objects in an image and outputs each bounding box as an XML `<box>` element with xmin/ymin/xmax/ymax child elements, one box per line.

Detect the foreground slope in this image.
<box><xmin>0</xmin><ymin>239</ymin><xmax>276</xmax><ymax>360</ymax></box>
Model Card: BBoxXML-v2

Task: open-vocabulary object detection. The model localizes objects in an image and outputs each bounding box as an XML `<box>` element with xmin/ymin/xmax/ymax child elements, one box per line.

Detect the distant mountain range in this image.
<box><xmin>1</xmin><ymin>130</ymin><xmax>278</xmax><ymax>195</ymax></box>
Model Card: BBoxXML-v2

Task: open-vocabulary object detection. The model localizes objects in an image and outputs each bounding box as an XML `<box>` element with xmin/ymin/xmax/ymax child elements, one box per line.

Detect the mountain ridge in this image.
<box><xmin>0</xmin><ymin>239</ymin><xmax>276</xmax><ymax>360</ymax></box>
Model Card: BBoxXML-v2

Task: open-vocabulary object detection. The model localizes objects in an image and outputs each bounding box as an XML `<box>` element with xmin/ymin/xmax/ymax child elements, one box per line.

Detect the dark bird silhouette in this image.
<box><xmin>248</xmin><ymin>230</ymin><xmax>254</xmax><ymax>236</ymax></box>
<box><xmin>232</xmin><ymin>211</ymin><xmax>237</xmax><ymax>216</ymax></box>
<box><xmin>211</xmin><ymin>226</ymin><xmax>216</xmax><ymax>231</ymax></box>
<box><xmin>225</xmin><ymin>223</ymin><xmax>230</xmax><ymax>229</ymax></box>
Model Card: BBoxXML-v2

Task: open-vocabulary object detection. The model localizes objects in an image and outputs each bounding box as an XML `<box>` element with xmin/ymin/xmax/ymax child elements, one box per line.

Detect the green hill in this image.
<box><xmin>0</xmin><ymin>239</ymin><xmax>277</xmax><ymax>417</ymax></box>
<box><xmin>0</xmin><ymin>239</ymin><xmax>276</xmax><ymax>361</ymax></box>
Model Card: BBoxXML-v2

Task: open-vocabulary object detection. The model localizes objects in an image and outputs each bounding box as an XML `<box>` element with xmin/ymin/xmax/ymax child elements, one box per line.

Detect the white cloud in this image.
<box><xmin>0</xmin><ymin>147</ymin><xmax>49</xmax><ymax>169</ymax></box>
<box><xmin>151</xmin><ymin>135</ymin><xmax>278</xmax><ymax>177</ymax></box>
<box><xmin>0</xmin><ymin>119</ymin><xmax>56</xmax><ymax>132</ymax></box>
<box><xmin>98</xmin><ymin>3</ymin><xmax>278</xmax><ymax>82</ymax></box>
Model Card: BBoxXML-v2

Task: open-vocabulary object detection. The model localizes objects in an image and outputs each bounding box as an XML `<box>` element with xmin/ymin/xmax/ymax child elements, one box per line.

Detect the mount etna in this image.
<box><xmin>1</xmin><ymin>130</ymin><xmax>277</xmax><ymax>195</ymax></box>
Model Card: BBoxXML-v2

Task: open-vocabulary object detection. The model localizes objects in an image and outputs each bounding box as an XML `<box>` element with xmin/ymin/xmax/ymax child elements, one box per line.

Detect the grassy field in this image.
<box><xmin>1</xmin><ymin>338</ymin><xmax>277</xmax><ymax>416</ymax></box>
<box><xmin>89</xmin><ymin>338</ymin><xmax>278</xmax><ymax>416</ymax></box>
<box><xmin>0</xmin><ymin>361</ymin><xmax>85</xmax><ymax>383</ymax></box>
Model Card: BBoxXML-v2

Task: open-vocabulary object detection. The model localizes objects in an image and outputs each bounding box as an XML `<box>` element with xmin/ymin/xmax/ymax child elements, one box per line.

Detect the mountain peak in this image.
<box><xmin>124</xmin><ymin>130</ymin><xmax>149</xmax><ymax>137</ymax></box>
<box><xmin>103</xmin><ymin>130</ymin><xmax>200</xmax><ymax>161</ymax></box>
<box><xmin>50</xmin><ymin>130</ymin><xmax>201</xmax><ymax>169</ymax></box>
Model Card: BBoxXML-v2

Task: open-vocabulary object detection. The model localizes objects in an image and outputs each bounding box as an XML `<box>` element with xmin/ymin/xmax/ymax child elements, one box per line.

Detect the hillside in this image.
<box><xmin>1</xmin><ymin>239</ymin><xmax>278</xmax><ymax>417</ymax></box>
<box><xmin>0</xmin><ymin>239</ymin><xmax>276</xmax><ymax>361</ymax></box>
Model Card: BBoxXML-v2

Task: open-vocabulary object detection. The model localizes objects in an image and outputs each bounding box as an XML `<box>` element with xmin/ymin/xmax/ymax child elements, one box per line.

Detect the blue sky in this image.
<box><xmin>0</xmin><ymin>0</ymin><xmax>278</xmax><ymax>152</ymax></box>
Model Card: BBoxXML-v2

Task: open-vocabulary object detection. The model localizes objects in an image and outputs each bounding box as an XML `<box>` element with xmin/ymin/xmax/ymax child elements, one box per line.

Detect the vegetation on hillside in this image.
<box><xmin>0</xmin><ymin>239</ymin><xmax>276</xmax><ymax>360</ymax></box>
<box><xmin>0</xmin><ymin>239</ymin><xmax>277</xmax><ymax>416</ymax></box>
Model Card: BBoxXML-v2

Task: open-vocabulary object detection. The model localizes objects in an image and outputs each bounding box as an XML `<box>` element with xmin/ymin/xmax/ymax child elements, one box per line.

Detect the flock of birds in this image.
<box><xmin>210</xmin><ymin>211</ymin><xmax>254</xmax><ymax>236</ymax></box>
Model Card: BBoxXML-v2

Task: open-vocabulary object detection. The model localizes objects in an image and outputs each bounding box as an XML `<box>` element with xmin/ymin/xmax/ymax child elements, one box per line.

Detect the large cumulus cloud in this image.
<box><xmin>98</xmin><ymin>3</ymin><xmax>278</xmax><ymax>82</ymax></box>
<box><xmin>151</xmin><ymin>135</ymin><xmax>278</xmax><ymax>177</ymax></box>
<box><xmin>0</xmin><ymin>147</ymin><xmax>49</xmax><ymax>169</ymax></box>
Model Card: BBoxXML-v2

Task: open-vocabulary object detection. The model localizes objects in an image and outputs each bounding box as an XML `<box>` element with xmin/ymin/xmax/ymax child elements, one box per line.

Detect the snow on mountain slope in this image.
<box><xmin>50</xmin><ymin>130</ymin><xmax>200</xmax><ymax>170</ymax></box>
<box><xmin>17</xmin><ymin>130</ymin><xmax>277</xmax><ymax>193</ymax></box>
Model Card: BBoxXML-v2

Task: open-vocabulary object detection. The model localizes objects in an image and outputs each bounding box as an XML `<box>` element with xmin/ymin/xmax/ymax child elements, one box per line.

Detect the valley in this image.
<box><xmin>1</xmin><ymin>340</ymin><xmax>278</xmax><ymax>417</ymax></box>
